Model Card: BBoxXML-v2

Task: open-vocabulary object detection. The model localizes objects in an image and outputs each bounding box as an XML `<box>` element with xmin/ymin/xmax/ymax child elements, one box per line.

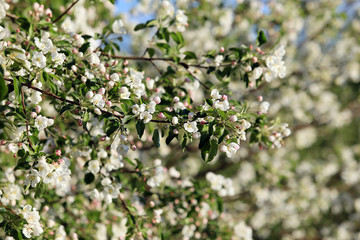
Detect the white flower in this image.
<box><xmin>52</xmin><ymin>52</ymin><xmax>66</xmax><ymax>67</ymax></box>
<box><xmin>112</xmin><ymin>19</ymin><xmax>126</xmax><ymax>34</ymax></box>
<box><xmin>175</xmin><ymin>10</ymin><xmax>188</xmax><ymax>32</ymax></box>
<box><xmin>35</xmin><ymin>115</ymin><xmax>50</xmax><ymax>131</ymax></box>
<box><xmin>215</xmin><ymin>55</ymin><xmax>224</xmax><ymax>67</ymax></box>
<box><xmin>234</xmin><ymin>221</ymin><xmax>253</xmax><ymax>240</ymax></box>
<box><xmin>91</xmin><ymin>94</ymin><xmax>105</xmax><ymax>108</ymax></box>
<box><xmin>184</xmin><ymin>121</ymin><xmax>198</xmax><ymax>133</ymax></box>
<box><xmin>159</xmin><ymin>0</ymin><xmax>175</xmax><ymax>17</ymax></box>
<box><xmin>146</xmin><ymin>101</ymin><xmax>156</xmax><ymax>114</ymax></box>
<box><xmin>88</xmin><ymin>52</ymin><xmax>100</xmax><ymax>66</ymax></box>
<box><xmin>24</xmin><ymin>169</ymin><xmax>41</xmax><ymax>187</ymax></box>
<box><xmin>210</xmin><ymin>89</ymin><xmax>221</xmax><ymax>100</ymax></box>
<box><xmin>214</xmin><ymin>99</ymin><xmax>230</xmax><ymax>111</ymax></box>
<box><xmin>22</xmin><ymin>224</ymin><xmax>33</xmax><ymax>238</ymax></box>
<box><xmin>34</xmin><ymin>33</ymin><xmax>53</xmax><ymax>54</ymax></box>
<box><xmin>88</xmin><ymin>160</ymin><xmax>100</xmax><ymax>174</ymax></box>
<box><xmin>140</xmin><ymin>111</ymin><xmax>152</xmax><ymax>123</ymax></box>
<box><xmin>249</xmin><ymin>67</ymin><xmax>263</xmax><ymax>82</ymax></box>
<box><xmin>220</xmin><ymin>142</ymin><xmax>240</xmax><ymax>158</ymax></box>
<box><xmin>110</xmin><ymin>73</ymin><xmax>119</xmax><ymax>81</ymax></box>
<box><xmin>32</xmin><ymin>51</ymin><xmax>46</xmax><ymax>69</ymax></box>
<box><xmin>260</xmin><ymin>101</ymin><xmax>270</xmax><ymax>113</ymax></box>
<box><xmin>35</xmin><ymin>156</ymin><xmax>55</xmax><ymax>178</ymax></box>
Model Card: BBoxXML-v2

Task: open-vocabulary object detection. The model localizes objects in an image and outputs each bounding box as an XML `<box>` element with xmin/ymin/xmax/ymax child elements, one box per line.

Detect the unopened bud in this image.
<box><xmin>257</xmin><ymin>95</ymin><xmax>263</xmax><ymax>102</ymax></box>
<box><xmin>220</xmin><ymin>47</ymin><xmax>225</xmax><ymax>53</ymax></box>
<box><xmin>35</xmin><ymin>105</ymin><xmax>41</xmax><ymax>113</ymax></box>
<box><xmin>173</xmin><ymin>129</ymin><xmax>179</xmax><ymax>134</ymax></box>
<box><xmin>86</xmin><ymin>91</ymin><xmax>94</xmax><ymax>99</ymax></box>
<box><xmin>106</xmin><ymin>101</ymin><xmax>112</xmax><ymax>107</ymax></box>
<box><xmin>97</xmin><ymin>88</ymin><xmax>105</xmax><ymax>95</ymax></box>
<box><xmin>94</xmin><ymin>108</ymin><xmax>102</xmax><ymax>115</ymax></box>
<box><xmin>252</xmin><ymin>57</ymin><xmax>258</xmax><ymax>63</ymax></box>
<box><xmin>131</xmin><ymin>144</ymin><xmax>137</xmax><ymax>151</ymax></box>
<box><xmin>72</xmin><ymin>48</ymin><xmax>79</xmax><ymax>54</ymax></box>
<box><xmin>173</xmin><ymin>96</ymin><xmax>180</xmax><ymax>103</ymax></box>
<box><xmin>107</xmin><ymin>81</ymin><xmax>115</xmax><ymax>89</ymax></box>
<box><xmin>30</xmin><ymin>112</ymin><xmax>37</xmax><ymax>118</ymax></box>
<box><xmin>71</xmin><ymin>65</ymin><xmax>77</xmax><ymax>72</ymax></box>
<box><xmin>229</xmin><ymin>115</ymin><xmax>237</xmax><ymax>122</ymax></box>
<box><xmin>153</xmin><ymin>96</ymin><xmax>161</xmax><ymax>104</ymax></box>
<box><xmin>81</xmin><ymin>76</ymin><xmax>87</xmax><ymax>84</ymax></box>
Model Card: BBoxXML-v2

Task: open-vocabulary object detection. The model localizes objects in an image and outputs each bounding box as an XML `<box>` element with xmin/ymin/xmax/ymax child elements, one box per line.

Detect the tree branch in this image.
<box><xmin>52</xmin><ymin>0</ymin><xmax>80</xmax><ymax>24</ymax></box>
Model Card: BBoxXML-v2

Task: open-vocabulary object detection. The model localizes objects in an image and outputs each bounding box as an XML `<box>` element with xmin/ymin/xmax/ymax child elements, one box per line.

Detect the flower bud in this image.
<box><xmin>72</xmin><ymin>48</ymin><xmax>79</xmax><ymax>54</ymax></box>
<box><xmin>86</xmin><ymin>91</ymin><xmax>94</xmax><ymax>99</ymax></box>
<box><xmin>131</xmin><ymin>144</ymin><xmax>137</xmax><ymax>151</ymax></box>
<box><xmin>153</xmin><ymin>96</ymin><xmax>161</xmax><ymax>104</ymax></box>
<box><xmin>179</xmin><ymin>91</ymin><xmax>185</xmax><ymax>97</ymax></box>
<box><xmin>94</xmin><ymin>108</ymin><xmax>102</xmax><ymax>115</ymax></box>
<box><xmin>100</xmin><ymin>136</ymin><xmax>106</xmax><ymax>141</ymax></box>
<box><xmin>158</xmin><ymin>112</ymin><xmax>165</xmax><ymax>119</ymax></box>
<box><xmin>107</xmin><ymin>81</ymin><xmax>115</xmax><ymax>89</ymax></box>
<box><xmin>173</xmin><ymin>129</ymin><xmax>179</xmax><ymax>134</ymax></box>
<box><xmin>149</xmin><ymin>201</ymin><xmax>155</xmax><ymax>208</ymax></box>
<box><xmin>97</xmin><ymin>87</ymin><xmax>105</xmax><ymax>95</ymax></box>
<box><xmin>173</xmin><ymin>96</ymin><xmax>180</xmax><ymax>103</ymax></box>
<box><xmin>71</xmin><ymin>65</ymin><xmax>77</xmax><ymax>72</ymax></box>
<box><xmin>193</xmin><ymin>132</ymin><xmax>201</xmax><ymax>139</ymax></box>
<box><xmin>35</xmin><ymin>105</ymin><xmax>41</xmax><ymax>113</ymax></box>
<box><xmin>257</xmin><ymin>95</ymin><xmax>263</xmax><ymax>102</ymax></box>
<box><xmin>229</xmin><ymin>115</ymin><xmax>237</xmax><ymax>122</ymax></box>
<box><xmin>220</xmin><ymin>47</ymin><xmax>225</xmax><ymax>53</ymax></box>
<box><xmin>55</xmin><ymin>149</ymin><xmax>61</xmax><ymax>156</ymax></box>
<box><xmin>252</xmin><ymin>56</ymin><xmax>258</xmax><ymax>63</ymax></box>
<box><xmin>172</xmin><ymin>117</ymin><xmax>179</xmax><ymax>125</ymax></box>
<box><xmin>221</xmin><ymin>95</ymin><xmax>228</xmax><ymax>101</ymax></box>
<box><xmin>77</xmin><ymin>119</ymin><xmax>83</xmax><ymax>126</ymax></box>
<box><xmin>106</xmin><ymin>100</ymin><xmax>112</xmax><ymax>107</ymax></box>
<box><xmin>81</xmin><ymin>76</ymin><xmax>87</xmax><ymax>84</ymax></box>
<box><xmin>30</xmin><ymin>112</ymin><xmax>37</xmax><ymax>118</ymax></box>
<box><xmin>0</xmin><ymin>140</ymin><xmax>6</xmax><ymax>145</ymax></box>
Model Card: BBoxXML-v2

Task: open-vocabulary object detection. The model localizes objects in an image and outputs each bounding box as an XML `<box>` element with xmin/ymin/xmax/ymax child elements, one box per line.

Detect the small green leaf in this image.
<box><xmin>0</xmin><ymin>77</ymin><xmax>8</xmax><ymax>101</ymax></box>
<box><xmin>136</xmin><ymin>121</ymin><xmax>145</xmax><ymax>138</ymax></box>
<box><xmin>183</xmin><ymin>51</ymin><xmax>197</xmax><ymax>60</ymax></box>
<box><xmin>34</xmin><ymin>182</ymin><xmax>47</xmax><ymax>198</ymax></box>
<box><xmin>79</xmin><ymin>42</ymin><xmax>91</xmax><ymax>53</ymax></box>
<box><xmin>257</xmin><ymin>30</ymin><xmax>267</xmax><ymax>46</ymax></box>
<box><xmin>147</xmin><ymin>48</ymin><xmax>155</xmax><ymax>58</ymax></box>
<box><xmin>207</xmin><ymin>139</ymin><xmax>218</xmax><ymax>162</ymax></box>
<box><xmin>152</xmin><ymin>129</ymin><xmax>160</xmax><ymax>148</ymax></box>
<box><xmin>106</xmin><ymin>122</ymin><xmax>120</xmax><ymax>136</ymax></box>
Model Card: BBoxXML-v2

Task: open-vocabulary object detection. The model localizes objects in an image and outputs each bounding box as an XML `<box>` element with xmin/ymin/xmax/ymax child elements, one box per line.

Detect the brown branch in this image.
<box><xmin>0</xmin><ymin>202</ymin><xmax>19</xmax><ymax>217</ymax></box>
<box><xmin>6</xmin><ymin>12</ymin><xmax>19</xmax><ymax>21</ymax></box>
<box><xmin>21</xmin><ymin>88</ymin><xmax>33</xmax><ymax>149</ymax></box>
<box><xmin>52</xmin><ymin>0</ymin><xmax>80</xmax><ymax>24</ymax></box>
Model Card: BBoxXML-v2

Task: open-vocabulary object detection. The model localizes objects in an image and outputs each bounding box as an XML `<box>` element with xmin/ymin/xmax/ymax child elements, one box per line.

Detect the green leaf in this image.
<box><xmin>136</xmin><ymin>121</ymin><xmax>145</xmax><ymax>138</ymax></box>
<box><xmin>218</xmin><ymin>129</ymin><xmax>229</xmax><ymax>144</ymax></box>
<box><xmin>83</xmin><ymin>111</ymin><xmax>90</xmax><ymax>123</ymax></box>
<box><xmin>166</xmin><ymin>129</ymin><xmax>176</xmax><ymax>145</ymax></box>
<box><xmin>134</xmin><ymin>19</ymin><xmax>157</xmax><ymax>31</ymax></box>
<box><xmin>0</xmin><ymin>77</ymin><xmax>8</xmax><ymax>102</ymax></box>
<box><xmin>12</xmin><ymin>77</ymin><xmax>21</xmax><ymax>105</ymax></box>
<box><xmin>257</xmin><ymin>30</ymin><xmax>267</xmax><ymax>46</ymax></box>
<box><xmin>152</xmin><ymin>129</ymin><xmax>160</xmax><ymax>148</ymax></box>
<box><xmin>147</xmin><ymin>48</ymin><xmax>155</xmax><ymax>58</ymax></box>
<box><xmin>59</xmin><ymin>105</ymin><xmax>74</xmax><ymax>115</ymax></box>
<box><xmin>79</xmin><ymin>42</ymin><xmax>91</xmax><ymax>53</ymax></box>
<box><xmin>14</xmin><ymin>156</ymin><xmax>31</xmax><ymax>171</ymax></box>
<box><xmin>28</xmin><ymin>136</ymin><xmax>39</xmax><ymax>146</ymax></box>
<box><xmin>106</xmin><ymin>122</ymin><xmax>120</xmax><ymax>136</ymax></box>
<box><xmin>183</xmin><ymin>51</ymin><xmax>197</xmax><ymax>60</ymax></box>
<box><xmin>34</xmin><ymin>182</ymin><xmax>46</xmax><ymax>198</ymax></box>
<box><xmin>207</xmin><ymin>139</ymin><xmax>218</xmax><ymax>162</ymax></box>
<box><xmin>84</xmin><ymin>172</ymin><xmax>95</xmax><ymax>184</ymax></box>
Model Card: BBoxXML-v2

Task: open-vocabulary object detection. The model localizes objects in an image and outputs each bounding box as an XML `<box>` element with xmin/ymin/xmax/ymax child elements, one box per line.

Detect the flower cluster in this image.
<box><xmin>19</xmin><ymin>205</ymin><xmax>43</xmax><ymax>238</ymax></box>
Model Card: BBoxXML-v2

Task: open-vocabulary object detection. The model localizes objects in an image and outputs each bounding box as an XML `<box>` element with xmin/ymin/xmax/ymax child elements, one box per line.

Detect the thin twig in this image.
<box><xmin>21</xmin><ymin>88</ymin><xmax>33</xmax><ymax>149</ymax></box>
<box><xmin>0</xmin><ymin>202</ymin><xmax>19</xmax><ymax>217</ymax></box>
<box><xmin>52</xmin><ymin>0</ymin><xmax>80</xmax><ymax>24</ymax></box>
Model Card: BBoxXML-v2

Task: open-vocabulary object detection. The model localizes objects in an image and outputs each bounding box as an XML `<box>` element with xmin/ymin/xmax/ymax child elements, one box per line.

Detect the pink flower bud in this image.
<box><xmin>173</xmin><ymin>96</ymin><xmax>180</xmax><ymax>103</ymax></box>
<box><xmin>149</xmin><ymin>201</ymin><xmax>155</xmax><ymax>208</ymax></box>
<box><xmin>131</xmin><ymin>144</ymin><xmax>137</xmax><ymax>151</ymax></box>
<box><xmin>55</xmin><ymin>149</ymin><xmax>61</xmax><ymax>156</ymax></box>
<box><xmin>16</xmin><ymin>28</ymin><xmax>20</xmax><ymax>33</ymax></box>
<box><xmin>100</xmin><ymin>136</ymin><xmax>106</xmax><ymax>141</ymax></box>
<box><xmin>35</xmin><ymin>105</ymin><xmax>41</xmax><ymax>113</ymax></box>
<box><xmin>252</xmin><ymin>57</ymin><xmax>258</xmax><ymax>63</ymax></box>
<box><xmin>153</xmin><ymin>96</ymin><xmax>161</xmax><ymax>104</ymax></box>
<box><xmin>229</xmin><ymin>115</ymin><xmax>237</xmax><ymax>122</ymax></box>
<box><xmin>158</xmin><ymin>112</ymin><xmax>166</xmax><ymax>119</ymax></box>
<box><xmin>257</xmin><ymin>95</ymin><xmax>263</xmax><ymax>102</ymax></box>
<box><xmin>123</xmin><ymin>68</ymin><xmax>129</xmax><ymax>74</ymax></box>
<box><xmin>86</xmin><ymin>91</ymin><xmax>94</xmax><ymax>99</ymax></box>
<box><xmin>81</xmin><ymin>76</ymin><xmax>87</xmax><ymax>84</ymax></box>
<box><xmin>105</xmin><ymin>73</ymin><xmax>110</xmax><ymax>80</ymax></box>
<box><xmin>220</xmin><ymin>47</ymin><xmax>225</xmax><ymax>53</ymax></box>
<box><xmin>112</xmin><ymin>60</ymin><xmax>118</xmax><ymax>66</ymax></box>
<box><xmin>72</xmin><ymin>48</ymin><xmax>78</xmax><ymax>54</ymax></box>
<box><xmin>0</xmin><ymin>140</ymin><xmax>6</xmax><ymax>145</ymax></box>
<box><xmin>123</xmin><ymin>60</ymin><xmax>128</xmax><ymax>65</ymax></box>
<box><xmin>221</xmin><ymin>95</ymin><xmax>228</xmax><ymax>101</ymax></box>
<box><xmin>245</xmin><ymin>65</ymin><xmax>252</xmax><ymax>72</ymax></box>
<box><xmin>71</xmin><ymin>65</ymin><xmax>77</xmax><ymax>72</ymax></box>
<box><xmin>249</xmin><ymin>45</ymin><xmax>253</xmax><ymax>50</ymax></box>
<box><xmin>30</xmin><ymin>112</ymin><xmax>37</xmax><ymax>118</ymax></box>
<box><xmin>106</xmin><ymin>101</ymin><xmax>112</xmax><ymax>107</ymax></box>
<box><xmin>179</xmin><ymin>91</ymin><xmax>185</xmax><ymax>97</ymax></box>
<box><xmin>43</xmin><ymin>206</ymin><xmax>49</xmax><ymax>212</ymax></box>
<box><xmin>256</xmin><ymin>47</ymin><xmax>261</xmax><ymax>53</ymax></box>
<box><xmin>173</xmin><ymin>129</ymin><xmax>179</xmax><ymax>134</ymax></box>
<box><xmin>97</xmin><ymin>88</ymin><xmax>105</xmax><ymax>95</ymax></box>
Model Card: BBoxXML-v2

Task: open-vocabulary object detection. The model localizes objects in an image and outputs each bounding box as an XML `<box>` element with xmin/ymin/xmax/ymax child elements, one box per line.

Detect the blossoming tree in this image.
<box><xmin>1</xmin><ymin>0</ymin><xmax>359</xmax><ymax>239</ymax></box>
